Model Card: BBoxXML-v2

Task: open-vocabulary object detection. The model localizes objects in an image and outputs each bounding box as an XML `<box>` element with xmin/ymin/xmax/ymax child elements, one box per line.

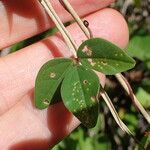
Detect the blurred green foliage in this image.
<box><xmin>53</xmin><ymin>115</ymin><xmax>112</xmax><ymax>150</ymax></box>
<box><xmin>53</xmin><ymin>130</ymin><xmax>111</xmax><ymax>150</ymax></box>
<box><xmin>128</xmin><ymin>35</ymin><xmax>150</xmax><ymax>69</ymax></box>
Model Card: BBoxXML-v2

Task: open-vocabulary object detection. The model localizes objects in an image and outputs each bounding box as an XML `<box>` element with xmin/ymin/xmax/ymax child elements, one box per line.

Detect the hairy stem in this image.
<box><xmin>60</xmin><ymin>0</ymin><xmax>150</xmax><ymax>124</ymax></box>
<box><xmin>39</xmin><ymin>0</ymin><xmax>77</xmax><ymax>57</ymax></box>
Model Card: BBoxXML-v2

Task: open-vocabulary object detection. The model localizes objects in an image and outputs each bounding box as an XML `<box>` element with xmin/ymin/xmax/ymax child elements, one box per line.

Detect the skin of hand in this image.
<box><xmin>0</xmin><ymin>0</ymin><xmax>129</xmax><ymax>149</ymax></box>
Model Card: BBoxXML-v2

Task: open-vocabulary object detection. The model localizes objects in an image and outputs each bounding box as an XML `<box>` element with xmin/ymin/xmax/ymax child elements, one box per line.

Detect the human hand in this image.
<box><xmin>0</xmin><ymin>0</ymin><xmax>129</xmax><ymax>149</ymax></box>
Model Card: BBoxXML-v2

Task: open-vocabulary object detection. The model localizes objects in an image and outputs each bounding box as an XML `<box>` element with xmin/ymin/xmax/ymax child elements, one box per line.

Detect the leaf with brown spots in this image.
<box><xmin>77</xmin><ymin>38</ymin><xmax>136</xmax><ymax>75</ymax></box>
<box><xmin>61</xmin><ymin>65</ymin><xmax>100</xmax><ymax>128</ymax></box>
<box><xmin>35</xmin><ymin>58</ymin><xmax>73</xmax><ymax>109</ymax></box>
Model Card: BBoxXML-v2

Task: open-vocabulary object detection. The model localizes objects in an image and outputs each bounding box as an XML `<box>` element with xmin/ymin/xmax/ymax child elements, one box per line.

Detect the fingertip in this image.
<box><xmin>89</xmin><ymin>8</ymin><xmax>129</xmax><ymax>49</ymax></box>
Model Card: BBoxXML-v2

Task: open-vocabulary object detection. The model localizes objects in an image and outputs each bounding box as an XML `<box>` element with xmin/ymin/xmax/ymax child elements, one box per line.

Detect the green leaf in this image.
<box><xmin>77</xmin><ymin>38</ymin><xmax>135</xmax><ymax>75</ymax></box>
<box><xmin>142</xmin><ymin>79</ymin><xmax>150</xmax><ymax>93</ymax></box>
<box><xmin>128</xmin><ymin>35</ymin><xmax>150</xmax><ymax>69</ymax></box>
<box><xmin>35</xmin><ymin>58</ymin><xmax>73</xmax><ymax>109</ymax></box>
<box><xmin>146</xmin><ymin>61</ymin><xmax>150</xmax><ymax>69</ymax></box>
<box><xmin>136</xmin><ymin>87</ymin><xmax>150</xmax><ymax>109</ymax></box>
<box><xmin>123</xmin><ymin>113</ymin><xmax>138</xmax><ymax>133</ymax></box>
<box><xmin>128</xmin><ymin>35</ymin><xmax>150</xmax><ymax>61</ymax></box>
<box><xmin>61</xmin><ymin>65</ymin><xmax>100</xmax><ymax>128</ymax></box>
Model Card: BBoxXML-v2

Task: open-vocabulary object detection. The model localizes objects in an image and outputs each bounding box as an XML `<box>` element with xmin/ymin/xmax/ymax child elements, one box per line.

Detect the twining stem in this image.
<box><xmin>59</xmin><ymin>0</ymin><xmax>150</xmax><ymax>124</ymax></box>
<box><xmin>100</xmin><ymin>88</ymin><xmax>144</xmax><ymax>149</ymax></box>
<box><xmin>60</xmin><ymin>0</ymin><xmax>91</xmax><ymax>39</ymax></box>
<box><xmin>116</xmin><ymin>73</ymin><xmax>150</xmax><ymax>124</ymax></box>
<box><xmin>100</xmin><ymin>88</ymin><xmax>133</xmax><ymax>135</ymax></box>
<box><xmin>39</xmin><ymin>0</ymin><xmax>77</xmax><ymax>57</ymax></box>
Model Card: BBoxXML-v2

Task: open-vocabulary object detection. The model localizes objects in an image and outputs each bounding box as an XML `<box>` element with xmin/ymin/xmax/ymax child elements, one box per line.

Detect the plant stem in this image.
<box><xmin>60</xmin><ymin>0</ymin><xmax>91</xmax><ymax>39</ymax></box>
<box><xmin>60</xmin><ymin>0</ymin><xmax>150</xmax><ymax>124</ymax></box>
<box><xmin>39</xmin><ymin>0</ymin><xmax>77</xmax><ymax>57</ymax></box>
<box><xmin>100</xmin><ymin>88</ymin><xmax>133</xmax><ymax>135</ymax></box>
<box><xmin>115</xmin><ymin>73</ymin><xmax>150</xmax><ymax>124</ymax></box>
<box><xmin>100</xmin><ymin>88</ymin><xmax>144</xmax><ymax>149</ymax></box>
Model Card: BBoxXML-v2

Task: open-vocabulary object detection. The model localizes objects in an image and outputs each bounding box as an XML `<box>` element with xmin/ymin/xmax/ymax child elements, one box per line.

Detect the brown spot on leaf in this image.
<box><xmin>82</xmin><ymin>46</ymin><xmax>92</xmax><ymax>56</ymax></box>
<box><xmin>50</xmin><ymin>72</ymin><xmax>56</xmax><ymax>78</ymax></box>
<box><xmin>88</xmin><ymin>59</ymin><xmax>96</xmax><ymax>66</ymax></box>
<box><xmin>83</xmin><ymin>80</ymin><xmax>88</xmax><ymax>85</ymax></box>
<box><xmin>91</xmin><ymin>96</ymin><xmax>96</xmax><ymax>103</ymax></box>
<box><xmin>43</xmin><ymin>99</ymin><xmax>50</xmax><ymax>106</ymax></box>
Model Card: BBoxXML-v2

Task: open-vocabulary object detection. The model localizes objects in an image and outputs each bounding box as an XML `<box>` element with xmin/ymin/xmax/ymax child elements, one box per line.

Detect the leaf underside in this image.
<box><xmin>77</xmin><ymin>38</ymin><xmax>136</xmax><ymax>75</ymax></box>
<box><xmin>61</xmin><ymin>65</ymin><xmax>100</xmax><ymax>128</ymax></box>
<box><xmin>35</xmin><ymin>58</ymin><xmax>73</xmax><ymax>109</ymax></box>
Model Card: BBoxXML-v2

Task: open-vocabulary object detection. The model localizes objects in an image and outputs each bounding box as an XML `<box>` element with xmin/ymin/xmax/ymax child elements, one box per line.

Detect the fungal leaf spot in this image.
<box><xmin>83</xmin><ymin>80</ymin><xmax>88</xmax><ymax>85</ymax></box>
<box><xmin>50</xmin><ymin>72</ymin><xmax>56</xmax><ymax>78</ymax></box>
<box><xmin>43</xmin><ymin>99</ymin><xmax>50</xmax><ymax>106</ymax></box>
<box><xmin>82</xmin><ymin>46</ymin><xmax>92</xmax><ymax>56</ymax></box>
<box><xmin>91</xmin><ymin>96</ymin><xmax>97</xmax><ymax>103</ymax></box>
<box><xmin>88</xmin><ymin>58</ymin><xmax>96</xmax><ymax>66</ymax></box>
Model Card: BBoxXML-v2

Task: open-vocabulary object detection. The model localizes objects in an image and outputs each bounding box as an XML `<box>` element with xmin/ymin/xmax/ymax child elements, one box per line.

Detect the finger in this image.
<box><xmin>0</xmin><ymin>8</ymin><xmax>129</xmax><ymax>115</ymax></box>
<box><xmin>0</xmin><ymin>93</ymin><xmax>80</xmax><ymax>150</ymax></box>
<box><xmin>0</xmin><ymin>72</ymin><xmax>105</xmax><ymax>150</ymax></box>
<box><xmin>0</xmin><ymin>0</ymin><xmax>115</xmax><ymax>49</ymax></box>
<box><xmin>0</xmin><ymin>8</ymin><xmax>129</xmax><ymax>149</ymax></box>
